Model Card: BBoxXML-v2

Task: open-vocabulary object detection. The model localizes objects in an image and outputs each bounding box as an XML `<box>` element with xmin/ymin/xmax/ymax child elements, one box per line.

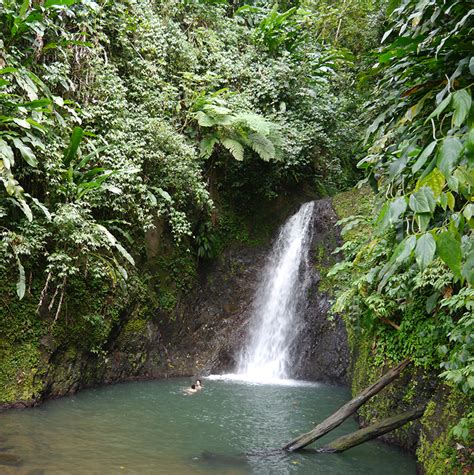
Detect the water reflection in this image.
<box><xmin>0</xmin><ymin>378</ymin><xmax>416</xmax><ymax>474</ymax></box>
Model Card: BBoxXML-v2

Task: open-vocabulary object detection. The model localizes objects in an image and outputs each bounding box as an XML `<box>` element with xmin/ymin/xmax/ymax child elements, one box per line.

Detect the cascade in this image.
<box><xmin>235</xmin><ymin>201</ymin><xmax>315</xmax><ymax>382</ymax></box>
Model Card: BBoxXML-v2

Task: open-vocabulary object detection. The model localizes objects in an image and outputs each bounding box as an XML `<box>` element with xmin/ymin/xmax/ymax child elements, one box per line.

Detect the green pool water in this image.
<box><xmin>0</xmin><ymin>377</ymin><xmax>416</xmax><ymax>474</ymax></box>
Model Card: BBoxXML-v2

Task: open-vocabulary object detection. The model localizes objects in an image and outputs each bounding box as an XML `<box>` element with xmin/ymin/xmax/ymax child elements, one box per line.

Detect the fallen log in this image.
<box><xmin>283</xmin><ymin>357</ymin><xmax>411</xmax><ymax>451</ymax></box>
<box><xmin>318</xmin><ymin>406</ymin><xmax>426</xmax><ymax>453</ymax></box>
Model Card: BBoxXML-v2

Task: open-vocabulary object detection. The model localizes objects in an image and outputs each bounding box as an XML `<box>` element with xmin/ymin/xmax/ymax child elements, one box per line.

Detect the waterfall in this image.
<box><xmin>236</xmin><ymin>201</ymin><xmax>315</xmax><ymax>382</ymax></box>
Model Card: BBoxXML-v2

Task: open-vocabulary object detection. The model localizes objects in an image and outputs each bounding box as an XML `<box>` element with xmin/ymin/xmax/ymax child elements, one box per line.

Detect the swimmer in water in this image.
<box><xmin>184</xmin><ymin>384</ymin><xmax>197</xmax><ymax>395</ymax></box>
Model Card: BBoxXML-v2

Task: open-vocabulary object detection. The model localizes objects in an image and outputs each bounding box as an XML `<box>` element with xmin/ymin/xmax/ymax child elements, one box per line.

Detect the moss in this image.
<box><xmin>123</xmin><ymin>317</ymin><xmax>148</xmax><ymax>335</ymax></box>
<box><xmin>0</xmin><ymin>342</ymin><xmax>43</xmax><ymax>404</ymax></box>
<box><xmin>417</xmin><ymin>390</ymin><xmax>472</xmax><ymax>474</ymax></box>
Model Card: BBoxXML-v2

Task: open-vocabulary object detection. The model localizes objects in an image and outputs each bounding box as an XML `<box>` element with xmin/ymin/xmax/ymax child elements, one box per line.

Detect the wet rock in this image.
<box><xmin>0</xmin><ymin>453</ymin><xmax>22</xmax><ymax>467</ymax></box>
<box><xmin>0</xmin><ymin>446</ymin><xmax>15</xmax><ymax>452</ymax></box>
<box><xmin>294</xmin><ymin>198</ymin><xmax>349</xmax><ymax>384</ymax></box>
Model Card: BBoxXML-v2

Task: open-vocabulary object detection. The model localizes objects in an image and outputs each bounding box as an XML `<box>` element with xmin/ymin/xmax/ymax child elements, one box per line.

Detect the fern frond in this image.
<box><xmin>195</xmin><ymin>111</ymin><xmax>216</xmax><ymax>127</ymax></box>
<box><xmin>221</xmin><ymin>137</ymin><xmax>245</xmax><ymax>161</ymax></box>
<box><xmin>200</xmin><ymin>134</ymin><xmax>219</xmax><ymax>158</ymax></box>
<box><xmin>203</xmin><ymin>104</ymin><xmax>232</xmax><ymax>116</ymax></box>
<box><xmin>248</xmin><ymin>132</ymin><xmax>275</xmax><ymax>161</ymax></box>
<box><xmin>234</xmin><ymin>112</ymin><xmax>271</xmax><ymax>135</ymax></box>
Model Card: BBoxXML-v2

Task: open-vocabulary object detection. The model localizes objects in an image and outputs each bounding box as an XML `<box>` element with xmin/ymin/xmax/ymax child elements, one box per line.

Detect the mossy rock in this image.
<box><xmin>0</xmin><ymin>342</ymin><xmax>43</xmax><ymax>405</ymax></box>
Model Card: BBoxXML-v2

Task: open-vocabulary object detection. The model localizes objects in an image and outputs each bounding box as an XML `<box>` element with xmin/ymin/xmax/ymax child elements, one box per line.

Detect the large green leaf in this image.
<box><xmin>44</xmin><ymin>0</ymin><xmax>76</xmax><ymax>7</ymax></box>
<box><xmin>377</xmin><ymin>197</ymin><xmax>409</xmax><ymax>232</ymax></box>
<box><xmin>195</xmin><ymin>111</ymin><xmax>216</xmax><ymax>127</ymax></box>
<box><xmin>377</xmin><ymin>235</ymin><xmax>416</xmax><ymax>291</ymax></box>
<box><xmin>409</xmin><ymin>187</ymin><xmax>436</xmax><ymax>214</ymax></box>
<box><xmin>462</xmin><ymin>250</ymin><xmax>474</xmax><ymax>285</ymax></box>
<box><xmin>415</xmin><ymin>233</ymin><xmax>436</xmax><ymax>270</ymax></box>
<box><xmin>64</xmin><ymin>127</ymin><xmax>84</xmax><ymax>166</ymax></box>
<box><xmin>452</xmin><ymin>89</ymin><xmax>471</xmax><ymax>127</ymax></box>
<box><xmin>436</xmin><ymin>137</ymin><xmax>462</xmax><ymax>179</ymax></box>
<box><xmin>12</xmin><ymin>138</ymin><xmax>38</xmax><ymax>167</ymax></box>
<box><xmin>200</xmin><ymin>135</ymin><xmax>218</xmax><ymax>158</ymax></box>
<box><xmin>416</xmin><ymin>168</ymin><xmax>445</xmax><ymax>198</ymax></box>
<box><xmin>0</xmin><ymin>139</ymin><xmax>14</xmax><ymax>170</ymax></box>
<box><xmin>436</xmin><ymin>231</ymin><xmax>462</xmax><ymax>279</ymax></box>
<box><xmin>412</xmin><ymin>141</ymin><xmax>437</xmax><ymax>174</ymax></box>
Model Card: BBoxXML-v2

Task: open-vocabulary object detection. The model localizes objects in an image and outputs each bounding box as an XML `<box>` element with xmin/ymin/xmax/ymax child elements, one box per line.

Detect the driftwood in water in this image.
<box><xmin>283</xmin><ymin>357</ymin><xmax>411</xmax><ymax>451</ymax></box>
<box><xmin>318</xmin><ymin>406</ymin><xmax>426</xmax><ymax>453</ymax></box>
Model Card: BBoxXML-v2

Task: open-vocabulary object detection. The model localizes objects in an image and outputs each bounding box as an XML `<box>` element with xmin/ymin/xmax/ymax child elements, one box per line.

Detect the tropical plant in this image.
<box><xmin>332</xmin><ymin>0</ymin><xmax>473</xmax><ymax>395</ymax></box>
<box><xmin>191</xmin><ymin>90</ymin><xmax>282</xmax><ymax>162</ymax></box>
<box><xmin>237</xmin><ymin>3</ymin><xmax>312</xmax><ymax>55</ymax></box>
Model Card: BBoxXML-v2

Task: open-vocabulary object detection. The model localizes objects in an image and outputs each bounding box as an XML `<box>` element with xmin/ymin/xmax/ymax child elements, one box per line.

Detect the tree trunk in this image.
<box><xmin>318</xmin><ymin>406</ymin><xmax>426</xmax><ymax>453</ymax></box>
<box><xmin>282</xmin><ymin>358</ymin><xmax>411</xmax><ymax>451</ymax></box>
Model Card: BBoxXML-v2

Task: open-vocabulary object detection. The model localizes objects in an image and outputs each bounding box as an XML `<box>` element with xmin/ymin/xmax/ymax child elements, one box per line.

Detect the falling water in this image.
<box><xmin>236</xmin><ymin>201</ymin><xmax>315</xmax><ymax>382</ymax></box>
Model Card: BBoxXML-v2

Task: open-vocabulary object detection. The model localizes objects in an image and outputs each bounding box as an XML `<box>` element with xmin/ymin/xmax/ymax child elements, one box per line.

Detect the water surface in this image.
<box><xmin>0</xmin><ymin>378</ymin><xmax>416</xmax><ymax>474</ymax></box>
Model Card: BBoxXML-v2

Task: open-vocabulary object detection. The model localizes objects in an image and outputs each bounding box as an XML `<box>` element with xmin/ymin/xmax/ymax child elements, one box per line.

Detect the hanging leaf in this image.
<box><xmin>436</xmin><ymin>137</ymin><xmax>462</xmax><ymax>179</ymax></box>
<box><xmin>436</xmin><ymin>231</ymin><xmax>462</xmax><ymax>279</ymax></box>
<box><xmin>378</xmin><ymin>235</ymin><xmax>416</xmax><ymax>291</ymax></box>
<box><xmin>199</xmin><ymin>135</ymin><xmax>218</xmax><ymax>158</ymax></box>
<box><xmin>12</xmin><ymin>138</ymin><xmax>38</xmax><ymax>167</ymax></box>
<box><xmin>452</xmin><ymin>89</ymin><xmax>471</xmax><ymax>127</ymax></box>
<box><xmin>409</xmin><ymin>187</ymin><xmax>436</xmax><ymax>214</ymax></box>
<box><xmin>156</xmin><ymin>188</ymin><xmax>171</xmax><ymax>202</ymax></box>
<box><xmin>416</xmin><ymin>168</ymin><xmax>445</xmax><ymax>198</ymax></box>
<box><xmin>446</xmin><ymin>192</ymin><xmax>455</xmax><ymax>211</ymax></box>
<box><xmin>415</xmin><ymin>233</ymin><xmax>436</xmax><ymax>270</ymax></box>
<box><xmin>97</xmin><ymin>225</ymin><xmax>135</xmax><ymax>266</ymax></box>
<box><xmin>415</xmin><ymin>213</ymin><xmax>431</xmax><ymax>232</ymax></box>
<box><xmin>18</xmin><ymin>199</ymin><xmax>33</xmax><ymax>221</ymax></box>
<box><xmin>412</xmin><ymin>141</ymin><xmax>437</xmax><ymax>174</ymax></box>
<box><xmin>392</xmin><ymin>234</ymin><xmax>417</xmax><ymax>265</ymax></box>
<box><xmin>16</xmin><ymin>256</ymin><xmax>26</xmax><ymax>300</ymax></box>
<box><xmin>462</xmin><ymin>250</ymin><xmax>474</xmax><ymax>285</ymax></box>
<box><xmin>221</xmin><ymin>138</ymin><xmax>245</xmax><ymax>161</ymax></box>
<box><xmin>426</xmin><ymin>93</ymin><xmax>451</xmax><ymax>122</ymax></box>
<box><xmin>463</xmin><ymin>203</ymin><xmax>474</xmax><ymax>221</ymax></box>
<box><xmin>0</xmin><ymin>139</ymin><xmax>14</xmax><ymax>170</ymax></box>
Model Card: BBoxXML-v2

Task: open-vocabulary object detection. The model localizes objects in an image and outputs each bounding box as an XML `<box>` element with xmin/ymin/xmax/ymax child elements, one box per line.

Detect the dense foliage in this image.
<box><xmin>331</xmin><ymin>0</ymin><xmax>473</xmax><ymax>446</ymax></box>
<box><xmin>0</xmin><ymin>0</ymin><xmax>361</xmax><ymax>310</ymax></box>
<box><xmin>1</xmin><ymin>0</ymin><xmax>471</xmax><ymax>470</ymax></box>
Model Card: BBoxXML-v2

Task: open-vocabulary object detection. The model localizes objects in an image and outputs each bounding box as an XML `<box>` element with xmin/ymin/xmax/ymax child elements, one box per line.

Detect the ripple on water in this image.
<box><xmin>0</xmin><ymin>378</ymin><xmax>417</xmax><ymax>475</ymax></box>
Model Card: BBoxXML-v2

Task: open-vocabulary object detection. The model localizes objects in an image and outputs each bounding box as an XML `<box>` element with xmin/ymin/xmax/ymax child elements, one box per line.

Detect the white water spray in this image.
<box><xmin>235</xmin><ymin>201</ymin><xmax>315</xmax><ymax>383</ymax></box>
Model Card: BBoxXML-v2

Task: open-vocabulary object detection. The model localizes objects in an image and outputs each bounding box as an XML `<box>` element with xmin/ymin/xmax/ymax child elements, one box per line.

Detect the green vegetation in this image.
<box><xmin>0</xmin><ymin>0</ymin><xmax>368</xmax><ymax>403</ymax></box>
<box><xmin>329</xmin><ymin>2</ymin><xmax>473</xmax><ymax>468</ymax></box>
<box><xmin>0</xmin><ymin>0</ymin><xmax>472</xmax><ymax>472</ymax></box>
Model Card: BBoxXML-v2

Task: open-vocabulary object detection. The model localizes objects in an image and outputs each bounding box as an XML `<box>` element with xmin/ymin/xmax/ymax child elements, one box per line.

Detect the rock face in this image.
<box><xmin>168</xmin><ymin>198</ymin><xmax>349</xmax><ymax>384</ymax></box>
<box><xmin>294</xmin><ymin>199</ymin><xmax>349</xmax><ymax>384</ymax></box>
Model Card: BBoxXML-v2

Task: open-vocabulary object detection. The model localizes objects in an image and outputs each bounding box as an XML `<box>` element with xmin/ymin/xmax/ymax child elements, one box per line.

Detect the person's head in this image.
<box><xmin>196</xmin><ymin>379</ymin><xmax>202</xmax><ymax>387</ymax></box>
<box><xmin>191</xmin><ymin>384</ymin><xmax>196</xmax><ymax>389</ymax></box>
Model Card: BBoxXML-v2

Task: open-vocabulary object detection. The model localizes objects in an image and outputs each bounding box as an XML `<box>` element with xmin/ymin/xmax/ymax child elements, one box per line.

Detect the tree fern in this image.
<box><xmin>247</xmin><ymin>132</ymin><xmax>276</xmax><ymax>161</ymax></box>
<box><xmin>191</xmin><ymin>91</ymin><xmax>280</xmax><ymax>162</ymax></box>
<box><xmin>221</xmin><ymin>137</ymin><xmax>245</xmax><ymax>161</ymax></box>
<box><xmin>234</xmin><ymin>112</ymin><xmax>271</xmax><ymax>135</ymax></box>
<box><xmin>200</xmin><ymin>134</ymin><xmax>219</xmax><ymax>158</ymax></box>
